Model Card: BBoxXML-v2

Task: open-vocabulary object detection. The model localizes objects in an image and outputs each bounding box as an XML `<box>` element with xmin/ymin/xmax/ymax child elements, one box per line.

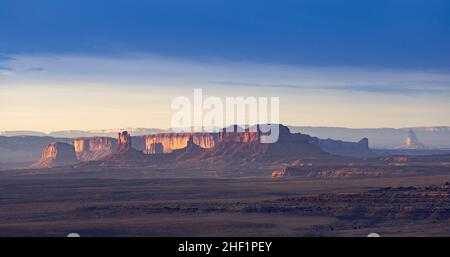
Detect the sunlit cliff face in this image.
<box><xmin>145</xmin><ymin>133</ymin><xmax>217</xmax><ymax>154</ymax></box>
<box><xmin>118</xmin><ymin>131</ymin><xmax>132</xmax><ymax>152</ymax></box>
<box><xmin>31</xmin><ymin>142</ymin><xmax>78</xmax><ymax>169</ymax></box>
<box><xmin>40</xmin><ymin>142</ymin><xmax>76</xmax><ymax>160</ymax></box>
<box><xmin>73</xmin><ymin>137</ymin><xmax>116</xmax><ymax>160</ymax></box>
<box><xmin>73</xmin><ymin>139</ymin><xmax>86</xmax><ymax>155</ymax></box>
<box><xmin>73</xmin><ymin>137</ymin><xmax>114</xmax><ymax>153</ymax></box>
<box><xmin>218</xmin><ymin>131</ymin><xmax>260</xmax><ymax>143</ymax></box>
<box><xmin>42</xmin><ymin>142</ymin><xmax>59</xmax><ymax>160</ymax></box>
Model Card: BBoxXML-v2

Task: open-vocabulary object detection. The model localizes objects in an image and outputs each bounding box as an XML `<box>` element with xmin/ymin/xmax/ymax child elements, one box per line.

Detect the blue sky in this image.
<box><xmin>1</xmin><ymin>0</ymin><xmax>450</xmax><ymax>131</ymax></box>
<box><xmin>1</xmin><ymin>0</ymin><xmax>450</xmax><ymax>67</ymax></box>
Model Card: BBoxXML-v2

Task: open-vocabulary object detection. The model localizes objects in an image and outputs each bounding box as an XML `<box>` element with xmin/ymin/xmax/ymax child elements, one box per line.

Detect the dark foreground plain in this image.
<box><xmin>1</xmin><ymin>165</ymin><xmax>450</xmax><ymax>237</ymax></box>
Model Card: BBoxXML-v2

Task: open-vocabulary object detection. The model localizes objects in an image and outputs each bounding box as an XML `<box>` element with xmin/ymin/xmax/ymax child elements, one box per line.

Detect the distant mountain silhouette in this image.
<box><xmin>396</xmin><ymin>130</ymin><xmax>426</xmax><ymax>149</ymax></box>
<box><xmin>3</xmin><ymin>125</ymin><xmax>449</xmax><ymax>148</ymax></box>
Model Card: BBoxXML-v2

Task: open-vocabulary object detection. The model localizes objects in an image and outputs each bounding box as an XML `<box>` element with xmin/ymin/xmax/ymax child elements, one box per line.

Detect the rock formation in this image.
<box><xmin>174</xmin><ymin>136</ymin><xmax>204</xmax><ymax>161</ymax></box>
<box><xmin>396</xmin><ymin>130</ymin><xmax>426</xmax><ymax>149</ymax></box>
<box><xmin>145</xmin><ymin>133</ymin><xmax>217</xmax><ymax>154</ymax></box>
<box><xmin>118</xmin><ymin>131</ymin><xmax>132</xmax><ymax>152</ymax></box>
<box><xmin>146</xmin><ymin>141</ymin><xmax>164</xmax><ymax>154</ymax></box>
<box><xmin>31</xmin><ymin>142</ymin><xmax>78</xmax><ymax>168</ymax></box>
<box><xmin>73</xmin><ymin>137</ymin><xmax>117</xmax><ymax>161</ymax></box>
<box><xmin>272</xmin><ymin>166</ymin><xmax>303</xmax><ymax>177</ymax></box>
<box><xmin>198</xmin><ymin>125</ymin><xmax>329</xmax><ymax>164</ymax></box>
<box><xmin>309</xmin><ymin>137</ymin><xmax>374</xmax><ymax>157</ymax></box>
<box><xmin>218</xmin><ymin>125</ymin><xmax>260</xmax><ymax>143</ymax></box>
<box><xmin>91</xmin><ymin>131</ymin><xmax>157</xmax><ymax>167</ymax></box>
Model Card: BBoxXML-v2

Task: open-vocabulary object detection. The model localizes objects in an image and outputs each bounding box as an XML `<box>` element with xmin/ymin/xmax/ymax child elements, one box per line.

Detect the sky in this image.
<box><xmin>1</xmin><ymin>0</ymin><xmax>450</xmax><ymax>132</ymax></box>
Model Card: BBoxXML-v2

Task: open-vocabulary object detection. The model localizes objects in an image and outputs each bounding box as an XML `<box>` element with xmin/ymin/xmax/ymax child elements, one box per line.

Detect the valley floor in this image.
<box><xmin>1</xmin><ymin>170</ymin><xmax>450</xmax><ymax>236</ymax></box>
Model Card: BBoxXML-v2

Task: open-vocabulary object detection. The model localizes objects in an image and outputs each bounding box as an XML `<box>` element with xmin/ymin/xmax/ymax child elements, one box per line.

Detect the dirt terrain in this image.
<box><xmin>1</xmin><ymin>167</ymin><xmax>450</xmax><ymax>237</ymax></box>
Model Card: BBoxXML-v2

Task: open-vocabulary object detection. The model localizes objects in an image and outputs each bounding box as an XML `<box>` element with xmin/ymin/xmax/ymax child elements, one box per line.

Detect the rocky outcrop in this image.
<box><xmin>309</xmin><ymin>137</ymin><xmax>374</xmax><ymax>157</ymax></box>
<box><xmin>396</xmin><ymin>130</ymin><xmax>426</xmax><ymax>149</ymax></box>
<box><xmin>145</xmin><ymin>133</ymin><xmax>217</xmax><ymax>154</ymax></box>
<box><xmin>89</xmin><ymin>131</ymin><xmax>158</xmax><ymax>167</ymax></box>
<box><xmin>73</xmin><ymin>137</ymin><xmax>117</xmax><ymax>161</ymax></box>
<box><xmin>118</xmin><ymin>131</ymin><xmax>132</xmax><ymax>152</ymax></box>
<box><xmin>198</xmin><ymin>125</ymin><xmax>329</xmax><ymax>163</ymax></box>
<box><xmin>31</xmin><ymin>142</ymin><xmax>78</xmax><ymax>168</ymax></box>
<box><xmin>272</xmin><ymin>166</ymin><xmax>302</xmax><ymax>177</ymax></box>
<box><xmin>174</xmin><ymin>136</ymin><xmax>205</xmax><ymax>161</ymax></box>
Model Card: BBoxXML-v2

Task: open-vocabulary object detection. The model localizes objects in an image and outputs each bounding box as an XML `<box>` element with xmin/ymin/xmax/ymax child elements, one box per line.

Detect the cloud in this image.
<box><xmin>209</xmin><ymin>80</ymin><xmax>450</xmax><ymax>95</ymax></box>
<box><xmin>0</xmin><ymin>66</ymin><xmax>14</xmax><ymax>76</ymax></box>
<box><xmin>0</xmin><ymin>54</ymin><xmax>14</xmax><ymax>62</ymax></box>
<box><xmin>26</xmin><ymin>67</ymin><xmax>46</xmax><ymax>72</ymax></box>
<box><xmin>1</xmin><ymin>53</ymin><xmax>450</xmax><ymax>96</ymax></box>
<box><xmin>326</xmin><ymin>84</ymin><xmax>448</xmax><ymax>94</ymax></box>
<box><xmin>1</xmin><ymin>53</ymin><xmax>449</xmax><ymax>130</ymax></box>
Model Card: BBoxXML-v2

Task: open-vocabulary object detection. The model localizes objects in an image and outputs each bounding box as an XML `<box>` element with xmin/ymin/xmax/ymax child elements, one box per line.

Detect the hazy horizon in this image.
<box><xmin>2</xmin><ymin>123</ymin><xmax>450</xmax><ymax>136</ymax></box>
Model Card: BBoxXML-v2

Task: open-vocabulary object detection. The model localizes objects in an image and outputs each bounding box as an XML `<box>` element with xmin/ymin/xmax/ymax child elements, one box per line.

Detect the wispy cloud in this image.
<box><xmin>1</xmin><ymin>53</ymin><xmax>450</xmax><ymax>96</ymax></box>
<box><xmin>0</xmin><ymin>54</ymin><xmax>14</xmax><ymax>62</ymax></box>
<box><xmin>209</xmin><ymin>80</ymin><xmax>450</xmax><ymax>95</ymax></box>
<box><xmin>26</xmin><ymin>67</ymin><xmax>46</xmax><ymax>73</ymax></box>
<box><xmin>1</xmin><ymin>53</ymin><xmax>449</xmax><ymax>131</ymax></box>
<box><xmin>0</xmin><ymin>66</ymin><xmax>13</xmax><ymax>76</ymax></box>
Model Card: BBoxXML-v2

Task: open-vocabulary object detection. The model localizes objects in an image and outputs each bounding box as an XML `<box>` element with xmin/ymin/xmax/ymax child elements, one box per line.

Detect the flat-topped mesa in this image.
<box><xmin>31</xmin><ymin>142</ymin><xmax>78</xmax><ymax>169</ymax></box>
<box><xmin>308</xmin><ymin>136</ymin><xmax>374</xmax><ymax>157</ymax></box>
<box><xmin>145</xmin><ymin>133</ymin><xmax>217</xmax><ymax>154</ymax></box>
<box><xmin>217</xmin><ymin>124</ymin><xmax>298</xmax><ymax>144</ymax></box>
<box><xmin>118</xmin><ymin>131</ymin><xmax>132</xmax><ymax>152</ymax></box>
<box><xmin>198</xmin><ymin>124</ymin><xmax>329</xmax><ymax>163</ymax></box>
<box><xmin>73</xmin><ymin>137</ymin><xmax>116</xmax><ymax>161</ymax></box>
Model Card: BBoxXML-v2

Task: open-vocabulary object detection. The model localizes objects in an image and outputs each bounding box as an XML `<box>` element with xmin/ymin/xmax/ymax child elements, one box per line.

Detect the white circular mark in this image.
<box><xmin>67</xmin><ymin>233</ymin><xmax>80</xmax><ymax>237</ymax></box>
<box><xmin>367</xmin><ymin>233</ymin><xmax>381</xmax><ymax>237</ymax></box>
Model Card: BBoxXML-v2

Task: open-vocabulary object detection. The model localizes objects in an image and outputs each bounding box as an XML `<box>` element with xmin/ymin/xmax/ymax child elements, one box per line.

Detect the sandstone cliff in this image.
<box><xmin>31</xmin><ymin>142</ymin><xmax>78</xmax><ymax>168</ymax></box>
<box><xmin>173</xmin><ymin>136</ymin><xmax>205</xmax><ymax>161</ymax></box>
<box><xmin>91</xmin><ymin>131</ymin><xmax>157</xmax><ymax>167</ymax></box>
<box><xmin>218</xmin><ymin>125</ymin><xmax>260</xmax><ymax>143</ymax></box>
<box><xmin>73</xmin><ymin>137</ymin><xmax>117</xmax><ymax>161</ymax></box>
<box><xmin>118</xmin><ymin>131</ymin><xmax>132</xmax><ymax>152</ymax></box>
<box><xmin>145</xmin><ymin>133</ymin><xmax>217</xmax><ymax>154</ymax></box>
<box><xmin>198</xmin><ymin>125</ymin><xmax>329</xmax><ymax>164</ymax></box>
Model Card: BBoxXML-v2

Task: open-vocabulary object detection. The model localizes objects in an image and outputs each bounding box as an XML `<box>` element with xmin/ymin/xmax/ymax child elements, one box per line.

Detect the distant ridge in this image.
<box><xmin>2</xmin><ymin>126</ymin><xmax>450</xmax><ymax>149</ymax></box>
<box><xmin>48</xmin><ymin>128</ymin><xmax>166</xmax><ymax>138</ymax></box>
<box><xmin>288</xmin><ymin>126</ymin><xmax>450</xmax><ymax>149</ymax></box>
<box><xmin>0</xmin><ymin>128</ymin><xmax>166</xmax><ymax>138</ymax></box>
<box><xmin>0</xmin><ymin>131</ymin><xmax>47</xmax><ymax>137</ymax></box>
